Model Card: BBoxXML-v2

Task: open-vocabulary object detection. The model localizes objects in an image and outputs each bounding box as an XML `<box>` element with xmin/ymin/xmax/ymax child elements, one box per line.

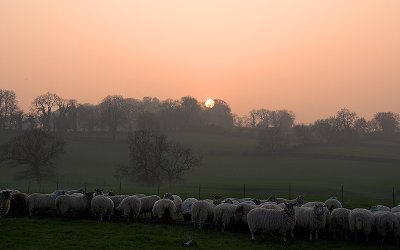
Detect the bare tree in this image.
<box><xmin>372</xmin><ymin>112</ymin><xmax>400</xmax><ymax>135</ymax></box>
<box><xmin>161</xmin><ymin>143</ymin><xmax>201</xmax><ymax>186</ymax></box>
<box><xmin>54</xmin><ymin>98</ymin><xmax>76</xmax><ymax>133</ymax></box>
<box><xmin>257</xmin><ymin>110</ymin><xmax>295</xmax><ymax>153</ymax></box>
<box><xmin>0</xmin><ymin>89</ymin><xmax>19</xmax><ymax>130</ymax></box>
<box><xmin>76</xmin><ymin>103</ymin><xmax>98</xmax><ymax>132</ymax></box>
<box><xmin>0</xmin><ymin>130</ymin><xmax>65</xmax><ymax>188</ymax></box>
<box><xmin>98</xmin><ymin>95</ymin><xmax>127</xmax><ymax>139</ymax></box>
<box><xmin>31</xmin><ymin>92</ymin><xmax>60</xmax><ymax>131</ymax></box>
<box><xmin>128</xmin><ymin>130</ymin><xmax>200</xmax><ymax>186</ymax></box>
<box><xmin>128</xmin><ymin>130</ymin><xmax>165</xmax><ymax>185</ymax></box>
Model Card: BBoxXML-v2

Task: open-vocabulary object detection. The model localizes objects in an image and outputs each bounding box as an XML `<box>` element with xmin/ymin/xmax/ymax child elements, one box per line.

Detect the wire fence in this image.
<box><xmin>1</xmin><ymin>180</ymin><xmax>398</xmax><ymax>208</ymax></box>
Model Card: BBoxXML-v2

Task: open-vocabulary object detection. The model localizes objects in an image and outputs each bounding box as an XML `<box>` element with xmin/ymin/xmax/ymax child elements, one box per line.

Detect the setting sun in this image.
<box><xmin>205</xmin><ymin>98</ymin><xmax>215</xmax><ymax>108</ymax></box>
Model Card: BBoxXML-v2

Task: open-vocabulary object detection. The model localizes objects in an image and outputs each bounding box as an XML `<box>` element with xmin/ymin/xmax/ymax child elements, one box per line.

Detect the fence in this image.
<box><xmin>3</xmin><ymin>180</ymin><xmax>397</xmax><ymax>208</ymax></box>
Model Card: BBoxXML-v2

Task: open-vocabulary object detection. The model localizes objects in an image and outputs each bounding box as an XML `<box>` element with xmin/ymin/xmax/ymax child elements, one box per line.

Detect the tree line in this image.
<box><xmin>1</xmin><ymin>88</ymin><xmax>400</xmax><ymax>151</ymax></box>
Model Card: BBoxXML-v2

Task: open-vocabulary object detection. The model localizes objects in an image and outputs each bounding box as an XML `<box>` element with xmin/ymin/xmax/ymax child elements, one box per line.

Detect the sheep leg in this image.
<box><xmin>282</xmin><ymin>232</ymin><xmax>287</xmax><ymax>242</ymax></box>
<box><xmin>127</xmin><ymin>214</ymin><xmax>130</xmax><ymax>224</ymax></box>
<box><xmin>99</xmin><ymin>214</ymin><xmax>103</xmax><ymax>222</ymax></box>
<box><xmin>222</xmin><ymin>223</ymin><xmax>225</xmax><ymax>233</ymax></box>
<box><xmin>315</xmin><ymin>230</ymin><xmax>319</xmax><ymax>241</ymax></box>
<box><xmin>291</xmin><ymin>230</ymin><xmax>294</xmax><ymax>239</ymax></box>
<box><xmin>309</xmin><ymin>231</ymin><xmax>313</xmax><ymax>241</ymax></box>
<box><xmin>251</xmin><ymin>232</ymin><xmax>255</xmax><ymax>240</ymax></box>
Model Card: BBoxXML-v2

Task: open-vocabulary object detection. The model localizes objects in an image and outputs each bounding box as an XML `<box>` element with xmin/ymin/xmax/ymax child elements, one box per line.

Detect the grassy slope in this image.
<box><xmin>1</xmin><ymin>131</ymin><xmax>400</xmax><ymax>207</ymax></box>
<box><xmin>0</xmin><ymin>217</ymin><xmax>397</xmax><ymax>250</ymax></box>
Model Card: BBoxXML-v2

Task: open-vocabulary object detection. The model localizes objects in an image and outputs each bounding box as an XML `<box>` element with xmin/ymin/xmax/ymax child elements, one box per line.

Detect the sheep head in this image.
<box><xmin>313</xmin><ymin>204</ymin><xmax>325</xmax><ymax>217</ymax></box>
<box><xmin>284</xmin><ymin>202</ymin><xmax>295</xmax><ymax>216</ymax></box>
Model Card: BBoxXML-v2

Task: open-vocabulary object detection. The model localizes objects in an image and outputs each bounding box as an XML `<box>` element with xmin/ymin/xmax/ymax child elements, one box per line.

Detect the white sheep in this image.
<box><xmin>237</xmin><ymin>198</ymin><xmax>261</xmax><ymax>205</ymax></box>
<box><xmin>152</xmin><ymin>198</ymin><xmax>177</xmax><ymax>222</ymax></box>
<box><xmin>94</xmin><ymin>189</ymin><xmax>104</xmax><ymax>196</ymax></box>
<box><xmin>56</xmin><ymin>192</ymin><xmax>94</xmax><ymax>218</ymax></box>
<box><xmin>91</xmin><ymin>195</ymin><xmax>114</xmax><ymax>221</ymax></box>
<box><xmin>191</xmin><ymin>196</ymin><xmax>222</xmax><ymax>229</ymax></box>
<box><xmin>139</xmin><ymin>195</ymin><xmax>160</xmax><ymax>218</ymax></box>
<box><xmin>134</xmin><ymin>194</ymin><xmax>146</xmax><ymax>198</ymax></box>
<box><xmin>295</xmin><ymin>204</ymin><xmax>327</xmax><ymax>241</ymax></box>
<box><xmin>66</xmin><ymin>189</ymin><xmax>85</xmax><ymax>195</ymax></box>
<box><xmin>107</xmin><ymin>195</ymin><xmax>129</xmax><ymax>209</ymax></box>
<box><xmin>369</xmin><ymin>205</ymin><xmax>391</xmax><ymax>213</ymax></box>
<box><xmin>373</xmin><ymin>211</ymin><xmax>400</xmax><ymax>244</ymax></box>
<box><xmin>348</xmin><ymin>208</ymin><xmax>374</xmax><ymax>242</ymax></box>
<box><xmin>260</xmin><ymin>203</ymin><xmax>283</xmax><ymax>210</ymax></box>
<box><xmin>247</xmin><ymin>203</ymin><xmax>296</xmax><ymax>242</ymax></box>
<box><xmin>324</xmin><ymin>197</ymin><xmax>342</xmax><ymax>212</ymax></box>
<box><xmin>213</xmin><ymin>203</ymin><xmax>240</xmax><ymax>232</ymax></box>
<box><xmin>116</xmin><ymin>196</ymin><xmax>141</xmax><ymax>224</ymax></box>
<box><xmin>181</xmin><ymin>198</ymin><xmax>198</xmax><ymax>221</ymax></box>
<box><xmin>163</xmin><ymin>193</ymin><xmax>182</xmax><ymax>213</ymax></box>
<box><xmin>234</xmin><ymin>203</ymin><xmax>258</xmax><ymax>225</ymax></box>
<box><xmin>391</xmin><ymin>205</ymin><xmax>400</xmax><ymax>213</ymax></box>
<box><xmin>274</xmin><ymin>196</ymin><xmax>304</xmax><ymax>206</ymax></box>
<box><xmin>27</xmin><ymin>190</ymin><xmax>65</xmax><ymax>217</ymax></box>
<box><xmin>222</xmin><ymin>198</ymin><xmax>239</xmax><ymax>205</ymax></box>
<box><xmin>302</xmin><ymin>201</ymin><xmax>331</xmax><ymax>230</ymax></box>
<box><xmin>0</xmin><ymin>191</ymin><xmax>12</xmax><ymax>218</ymax></box>
<box><xmin>330</xmin><ymin>208</ymin><xmax>351</xmax><ymax>240</ymax></box>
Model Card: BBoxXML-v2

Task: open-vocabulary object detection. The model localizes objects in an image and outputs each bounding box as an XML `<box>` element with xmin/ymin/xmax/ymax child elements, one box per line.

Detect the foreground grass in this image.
<box><xmin>0</xmin><ymin>217</ymin><xmax>398</xmax><ymax>250</ymax></box>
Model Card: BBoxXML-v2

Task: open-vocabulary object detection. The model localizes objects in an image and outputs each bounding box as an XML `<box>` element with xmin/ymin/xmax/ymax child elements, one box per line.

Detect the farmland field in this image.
<box><xmin>1</xmin><ymin>130</ymin><xmax>400</xmax><ymax>207</ymax></box>
<box><xmin>1</xmin><ymin>131</ymin><xmax>400</xmax><ymax>249</ymax></box>
<box><xmin>0</xmin><ymin>217</ymin><xmax>399</xmax><ymax>250</ymax></box>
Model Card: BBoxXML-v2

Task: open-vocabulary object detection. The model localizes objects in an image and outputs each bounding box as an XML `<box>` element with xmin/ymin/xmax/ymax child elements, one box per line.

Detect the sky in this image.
<box><xmin>0</xmin><ymin>1</ymin><xmax>399</xmax><ymax>123</ymax></box>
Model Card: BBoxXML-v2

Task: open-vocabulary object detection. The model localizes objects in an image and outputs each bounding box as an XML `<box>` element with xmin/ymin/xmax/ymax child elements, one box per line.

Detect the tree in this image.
<box><xmin>257</xmin><ymin>110</ymin><xmax>296</xmax><ymax>153</ymax></box>
<box><xmin>54</xmin><ymin>98</ymin><xmax>76</xmax><ymax>133</ymax></box>
<box><xmin>372</xmin><ymin>112</ymin><xmax>400</xmax><ymax>135</ymax></box>
<box><xmin>354</xmin><ymin>117</ymin><xmax>369</xmax><ymax>136</ymax></box>
<box><xmin>128</xmin><ymin>130</ymin><xmax>165</xmax><ymax>185</ymax></box>
<box><xmin>128</xmin><ymin>130</ymin><xmax>200</xmax><ymax>186</ymax></box>
<box><xmin>98</xmin><ymin>95</ymin><xmax>127</xmax><ymax>139</ymax></box>
<box><xmin>0</xmin><ymin>130</ymin><xmax>65</xmax><ymax>188</ymax></box>
<box><xmin>332</xmin><ymin>108</ymin><xmax>358</xmax><ymax>142</ymax></box>
<box><xmin>179</xmin><ymin>96</ymin><xmax>203</xmax><ymax>130</ymax></box>
<box><xmin>31</xmin><ymin>92</ymin><xmax>60</xmax><ymax>131</ymax></box>
<box><xmin>76</xmin><ymin>103</ymin><xmax>98</xmax><ymax>132</ymax></box>
<box><xmin>0</xmin><ymin>89</ymin><xmax>19</xmax><ymax>130</ymax></box>
<box><xmin>311</xmin><ymin>118</ymin><xmax>336</xmax><ymax>144</ymax></box>
<box><xmin>293</xmin><ymin>124</ymin><xmax>312</xmax><ymax>145</ymax></box>
<box><xmin>203</xmin><ymin>99</ymin><xmax>234</xmax><ymax>130</ymax></box>
<box><xmin>160</xmin><ymin>143</ymin><xmax>201</xmax><ymax>186</ymax></box>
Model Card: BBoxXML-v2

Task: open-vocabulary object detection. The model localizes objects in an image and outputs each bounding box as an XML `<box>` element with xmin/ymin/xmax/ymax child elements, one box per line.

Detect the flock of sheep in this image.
<box><xmin>1</xmin><ymin>189</ymin><xmax>400</xmax><ymax>245</ymax></box>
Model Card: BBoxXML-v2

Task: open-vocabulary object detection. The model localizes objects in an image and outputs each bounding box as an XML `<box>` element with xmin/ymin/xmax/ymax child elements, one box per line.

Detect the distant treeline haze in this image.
<box><xmin>1</xmin><ymin>89</ymin><xmax>400</xmax><ymax>152</ymax></box>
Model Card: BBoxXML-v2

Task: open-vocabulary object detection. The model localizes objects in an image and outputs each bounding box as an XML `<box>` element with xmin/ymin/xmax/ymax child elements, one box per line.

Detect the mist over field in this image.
<box><xmin>1</xmin><ymin>1</ymin><xmax>400</xmax><ymax>249</ymax></box>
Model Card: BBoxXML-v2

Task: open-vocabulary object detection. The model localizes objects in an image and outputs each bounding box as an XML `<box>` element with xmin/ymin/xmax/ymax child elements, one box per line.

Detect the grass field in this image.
<box><xmin>0</xmin><ymin>217</ymin><xmax>399</xmax><ymax>250</ymax></box>
<box><xmin>2</xmin><ymin>130</ymin><xmax>400</xmax><ymax>249</ymax></box>
<box><xmin>1</xmin><ymin>130</ymin><xmax>400</xmax><ymax>207</ymax></box>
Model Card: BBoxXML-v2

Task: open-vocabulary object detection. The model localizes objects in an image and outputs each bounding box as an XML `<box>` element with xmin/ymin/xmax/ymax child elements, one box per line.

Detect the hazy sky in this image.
<box><xmin>1</xmin><ymin>1</ymin><xmax>399</xmax><ymax>123</ymax></box>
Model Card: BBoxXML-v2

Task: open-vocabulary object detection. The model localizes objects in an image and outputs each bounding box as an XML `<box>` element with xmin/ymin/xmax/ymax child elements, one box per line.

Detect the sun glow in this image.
<box><xmin>205</xmin><ymin>98</ymin><xmax>215</xmax><ymax>108</ymax></box>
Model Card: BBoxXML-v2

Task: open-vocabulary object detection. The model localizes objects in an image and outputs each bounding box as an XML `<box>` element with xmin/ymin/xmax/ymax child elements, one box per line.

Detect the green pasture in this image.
<box><xmin>1</xmin><ymin>131</ymin><xmax>400</xmax><ymax>207</ymax></box>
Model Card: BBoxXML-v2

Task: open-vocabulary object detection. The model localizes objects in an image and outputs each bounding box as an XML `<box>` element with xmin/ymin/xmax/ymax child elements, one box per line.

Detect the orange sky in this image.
<box><xmin>1</xmin><ymin>1</ymin><xmax>399</xmax><ymax>123</ymax></box>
